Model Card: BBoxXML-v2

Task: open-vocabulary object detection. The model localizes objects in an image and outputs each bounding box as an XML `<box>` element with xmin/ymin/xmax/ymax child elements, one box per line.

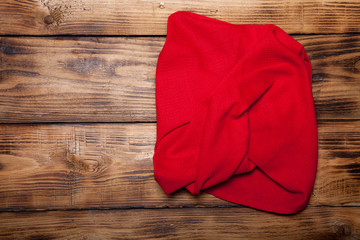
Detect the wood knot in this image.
<box><xmin>64</xmin><ymin>151</ymin><xmax>110</xmax><ymax>173</ymax></box>
<box><xmin>66</xmin><ymin>152</ymin><xmax>91</xmax><ymax>172</ymax></box>
<box><xmin>50</xmin><ymin>150</ymin><xmax>111</xmax><ymax>174</ymax></box>
<box><xmin>44</xmin><ymin>15</ymin><xmax>54</xmax><ymax>24</ymax></box>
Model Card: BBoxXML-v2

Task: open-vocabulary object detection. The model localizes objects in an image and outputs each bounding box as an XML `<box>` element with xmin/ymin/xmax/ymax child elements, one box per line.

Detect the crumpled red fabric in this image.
<box><xmin>153</xmin><ymin>11</ymin><xmax>318</xmax><ymax>214</ymax></box>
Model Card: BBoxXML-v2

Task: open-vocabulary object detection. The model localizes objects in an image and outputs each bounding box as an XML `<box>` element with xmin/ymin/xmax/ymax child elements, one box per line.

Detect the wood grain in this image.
<box><xmin>1</xmin><ymin>35</ymin><xmax>359</xmax><ymax>123</ymax></box>
<box><xmin>0</xmin><ymin>1</ymin><xmax>358</xmax><ymax>238</ymax></box>
<box><xmin>0</xmin><ymin>0</ymin><xmax>360</xmax><ymax>35</ymax></box>
<box><xmin>0</xmin><ymin>36</ymin><xmax>158</xmax><ymax>123</ymax></box>
<box><xmin>0</xmin><ymin>121</ymin><xmax>358</xmax><ymax>211</ymax></box>
<box><xmin>0</xmin><ymin>207</ymin><xmax>359</xmax><ymax>239</ymax></box>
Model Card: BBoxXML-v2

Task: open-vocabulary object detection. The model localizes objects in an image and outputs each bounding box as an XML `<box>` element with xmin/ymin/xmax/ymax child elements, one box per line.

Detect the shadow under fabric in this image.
<box><xmin>153</xmin><ymin>11</ymin><xmax>318</xmax><ymax>214</ymax></box>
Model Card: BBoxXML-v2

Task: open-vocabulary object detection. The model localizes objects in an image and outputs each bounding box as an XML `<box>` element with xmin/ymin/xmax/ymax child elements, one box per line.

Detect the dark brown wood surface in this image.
<box><xmin>1</xmin><ymin>35</ymin><xmax>359</xmax><ymax>123</ymax></box>
<box><xmin>0</xmin><ymin>121</ymin><xmax>359</xmax><ymax>211</ymax></box>
<box><xmin>0</xmin><ymin>0</ymin><xmax>359</xmax><ymax>239</ymax></box>
<box><xmin>1</xmin><ymin>0</ymin><xmax>360</xmax><ymax>35</ymax></box>
<box><xmin>0</xmin><ymin>207</ymin><xmax>359</xmax><ymax>239</ymax></box>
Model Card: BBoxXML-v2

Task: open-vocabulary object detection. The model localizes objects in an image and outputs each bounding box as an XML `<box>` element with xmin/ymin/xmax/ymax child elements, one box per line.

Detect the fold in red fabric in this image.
<box><xmin>153</xmin><ymin>11</ymin><xmax>318</xmax><ymax>214</ymax></box>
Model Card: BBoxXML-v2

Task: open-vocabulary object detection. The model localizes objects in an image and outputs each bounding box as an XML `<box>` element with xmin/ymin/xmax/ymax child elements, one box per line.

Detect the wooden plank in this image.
<box><xmin>0</xmin><ymin>0</ymin><xmax>360</xmax><ymax>35</ymax></box>
<box><xmin>0</xmin><ymin>36</ymin><xmax>159</xmax><ymax>123</ymax></box>
<box><xmin>1</xmin><ymin>35</ymin><xmax>359</xmax><ymax>123</ymax></box>
<box><xmin>0</xmin><ymin>207</ymin><xmax>359</xmax><ymax>239</ymax></box>
<box><xmin>0</xmin><ymin>121</ymin><xmax>358</xmax><ymax>211</ymax></box>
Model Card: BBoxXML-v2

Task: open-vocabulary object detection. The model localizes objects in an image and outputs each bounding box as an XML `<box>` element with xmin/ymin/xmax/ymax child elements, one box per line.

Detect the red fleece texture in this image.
<box><xmin>153</xmin><ymin>11</ymin><xmax>318</xmax><ymax>214</ymax></box>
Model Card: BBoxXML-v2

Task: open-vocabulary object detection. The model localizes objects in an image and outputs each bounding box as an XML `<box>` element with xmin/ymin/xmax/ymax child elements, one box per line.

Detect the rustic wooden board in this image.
<box><xmin>0</xmin><ymin>121</ymin><xmax>358</xmax><ymax>211</ymax></box>
<box><xmin>1</xmin><ymin>35</ymin><xmax>359</xmax><ymax>123</ymax></box>
<box><xmin>0</xmin><ymin>207</ymin><xmax>359</xmax><ymax>239</ymax></box>
<box><xmin>1</xmin><ymin>0</ymin><xmax>360</xmax><ymax>35</ymax></box>
<box><xmin>1</xmin><ymin>1</ymin><xmax>358</xmax><ymax>239</ymax></box>
<box><xmin>0</xmin><ymin>36</ymin><xmax>158</xmax><ymax>123</ymax></box>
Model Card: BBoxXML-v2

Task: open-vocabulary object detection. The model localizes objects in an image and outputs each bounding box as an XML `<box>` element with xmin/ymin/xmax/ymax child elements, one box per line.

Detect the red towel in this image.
<box><xmin>153</xmin><ymin>11</ymin><xmax>318</xmax><ymax>214</ymax></box>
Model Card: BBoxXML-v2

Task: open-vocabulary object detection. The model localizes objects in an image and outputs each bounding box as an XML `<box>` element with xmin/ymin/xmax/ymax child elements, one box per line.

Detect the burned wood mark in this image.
<box><xmin>318</xmin><ymin>138</ymin><xmax>347</xmax><ymax>150</ymax></box>
<box><xmin>314</xmin><ymin>98</ymin><xmax>358</xmax><ymax>115</ymax></box>
<box><xmin>0</xmin><ymin>43</ymin><xmax>35</xmax><ymax>55</ymax></box>
<box><xmin>68</xmin><ymin>38</ymin><xmax>122</xmax><ymax>55</ymax></box>
<box><xmin>0</xmin><ymin>142</ymin><xmax>18</xmax><ymax>155</ymax></box>
<box><xmin>331</xmin><ymin>152</ymin><xmax>360</xmax><ymax>159</ymax></box>
<box><xmin>304</xmin><ymin>35</ymin><xmax>360</xmax><ymax>65</ymax></box>
<box><xmin>314</xmin><ymin>58</ymin><xmax>360</xmax><ymax>76</ymax></box>
<box><xmin>259</xmin><ymin>5</ymin><xmax>282</xmax><ymax>17</ymax></box>
<box><xmin>312</xmin><ymin>73</ymin><xmax>329</xmax><ymax>84</ymax></box>
<box><xmin>0</xmin><ymin>70</ymin><xmax>40</xmax><ymax>80</ymax></box>
<box><xmin>0</xmin><ymin>191</ymin><xmax>36</xmax><ymax>212</ymax></box>
<box><xmin>334</xmin><ymin>163</ymin><xmax>360</xmax><ymax>180</ymax></box>
<box><xmin>335</xmin><ymin>163</ymin><xmax>360</xmax><ymax>173</ymax></box>
<box><xmin>0</xmin><ymin>59</ymin><xmax>36</xmax><ymax>71</ymax></box>
<box><xmin>339</xmin><ymin>57</ymin><xmax>360</xmax><ymax>74</ymax></box>
<box><xmin>320</xmin><ymin>72</ymin><xmax>358</xmax><ymax>85</ymax></box>
<box><xmin>0</xmin><ymin>149</ymin><xmax>11</xmax><ymax>155</ymax></box>
<box><xmin>309</xmin><ymin>43</ymin><xmax>359</xmax><ymax>60</ymax></box>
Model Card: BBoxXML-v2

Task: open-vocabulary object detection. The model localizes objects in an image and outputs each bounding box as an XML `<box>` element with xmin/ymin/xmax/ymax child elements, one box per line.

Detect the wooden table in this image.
<box><xmin>0</xmin><ymin>1</ymin><xmax>359</xmax><ymax>239</ymax></box>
